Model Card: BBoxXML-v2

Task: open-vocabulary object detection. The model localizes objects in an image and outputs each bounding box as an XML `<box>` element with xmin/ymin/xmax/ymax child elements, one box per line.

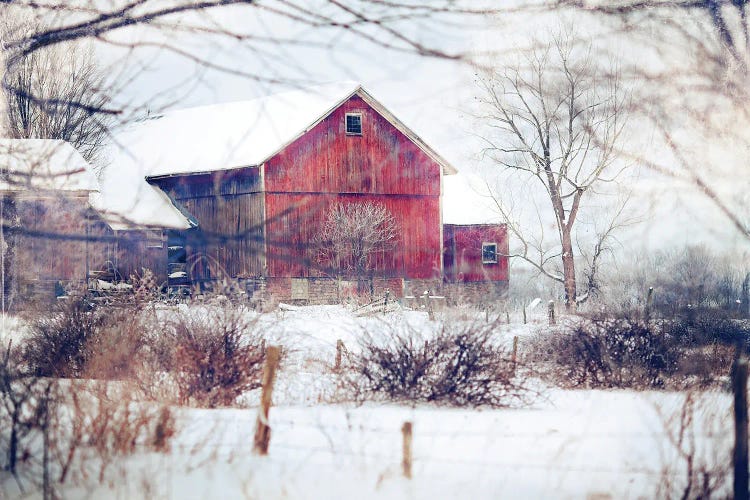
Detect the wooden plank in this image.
<box><xmin>264</xmin><ymin>193</ymin><xmax>441</xmax><ymax>279</ymax></box>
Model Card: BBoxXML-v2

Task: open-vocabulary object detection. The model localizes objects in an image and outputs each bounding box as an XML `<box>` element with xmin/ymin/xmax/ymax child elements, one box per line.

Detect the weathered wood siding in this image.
<box><xmin>443</xmin><ymin>224</ymin><xmax>509</xmax><ymax>283</ymax></box>
<box><xmin>152</xmin><ymin>168</ymin><xmax>265</xmax><ymax>281</ymax></box>
<box><xmin>264</xmin><ymin>94</ymin><xmax>442</xmax><ymax>279</ymax></box>
<box><xmin>16</xmin><ymin>194</ymin><xmax>113</xmax><ymax>280</ymax></box>
<box><xmin>1</xmin><ymin>193</ymin><xmax>114</xmax><ymax>305</ymax></box>
<box><xmin>264</xmin><ymin>193</ymin><xmax>441</xmax><ymax>278</ymax></box>
<box><xmin>113</xmin><ymin>230</ymin><xmax>168</xmax><ymax>284</ymax></box>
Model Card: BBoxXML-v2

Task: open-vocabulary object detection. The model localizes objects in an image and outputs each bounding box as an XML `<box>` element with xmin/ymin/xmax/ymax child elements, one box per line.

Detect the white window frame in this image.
<box><xmin>482</xmin><ymin>242</ymin><xmax>498</xmax><ymax>264</ymax></box>
<box><xmin>345</xmin><ymin>112</ymin><xmax>363</xmax><ymax>135</ymax></box>
<box><xmin>146</xmin><ymin>229</ymin><xmax>164</xmax><ymax>249</ymax></box>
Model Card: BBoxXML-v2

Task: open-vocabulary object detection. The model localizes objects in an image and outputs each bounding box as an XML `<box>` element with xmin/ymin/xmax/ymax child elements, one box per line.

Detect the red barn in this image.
<box><xmin>441</xmin><ymin>174</ymin><xmax>510</xmax><ymax>303</ymax></box>
<box><xmin>97</xmin><ymin>82</ymin><xmax>508</xmax><ymax>302</ymax></box>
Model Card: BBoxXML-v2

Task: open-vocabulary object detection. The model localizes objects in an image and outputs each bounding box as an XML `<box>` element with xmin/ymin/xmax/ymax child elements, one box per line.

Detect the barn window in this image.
<box><xmin>146</xmin><ymin>229</ymin><xmax>164</xmax><ymax>249</ymax></box>
<box><xmin>345</xmin><ymin>112</ymin><xmax>362</xmax><ymax>135</ymax></box>
<box><xmin>482</xmin><ymin>242</ymin><xmax>498</xmax><ymax>264</ymax></box>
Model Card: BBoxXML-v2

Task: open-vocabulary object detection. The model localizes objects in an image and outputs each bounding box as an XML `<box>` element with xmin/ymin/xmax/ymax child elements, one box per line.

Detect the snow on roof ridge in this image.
<box><xmin>98</xmin><ymin>81</ymin><xmax>368</xmax><ymax>229</ymax></box>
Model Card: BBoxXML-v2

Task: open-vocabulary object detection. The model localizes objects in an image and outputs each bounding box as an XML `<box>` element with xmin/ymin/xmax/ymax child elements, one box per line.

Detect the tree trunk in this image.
<box><xmin>0</xmin><ymin>47</ymin><xmax>8</xmax><ymax>136</ymax></box>
<box><xmin>561</xmin><ymin>230</ymin><xmax>577</xmax><ymax>312</ymax></box>
<box><xmin>8</xmin><ymin>410</ymin><xmax>18</xmax><ymax>473</ymax></box>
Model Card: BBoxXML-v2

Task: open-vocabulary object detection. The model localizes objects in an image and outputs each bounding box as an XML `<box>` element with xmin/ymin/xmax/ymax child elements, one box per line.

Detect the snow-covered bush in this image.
<box><xmin>346</xmin><ymin>318</ymin><xmax>533</xmax><ymax>407</ymax></box>
<box><xmin>529</xmin><ymin>311</ymin><xmax>739</xmax><ymax>389</ymax></box>
<box><xmin>23</xmin><ymin>295</ymin><xmax>104</xmax><ymax>377</ymax></box>
<box><xmin>151</xmin><ymin>305</ymin><xmax>267</xmax><ymax>408</ymax></box>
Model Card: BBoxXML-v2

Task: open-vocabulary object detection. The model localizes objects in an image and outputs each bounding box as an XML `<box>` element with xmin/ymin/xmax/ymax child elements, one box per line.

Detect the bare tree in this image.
<box><xmin>5</xmin><ymin>45</ymin><xmax>112</xmax><ymax>170</ymax></box>
<box><xmin>475</xmin><ymin>32</ymin><xmax>629</xmax><ymax>311</ymax></box>
<box><xmin>316</xmin><ymin>201</ymin><xmax>398</xmax><ymax>290</ymax></box>
<box><xmin>0</xmin><ymin>14</ymin><xmax>112</xmax><ymax>170</ymax></box>
<box><xmin>550</xmin><ymin>0</ymin><xmax>750</xmax><ymax>242</ymax></box>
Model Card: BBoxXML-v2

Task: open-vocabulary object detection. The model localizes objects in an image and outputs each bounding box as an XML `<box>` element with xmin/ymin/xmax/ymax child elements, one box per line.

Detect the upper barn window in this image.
<box><xmin>482</xmin><ymin>242</ymin><xmax>498</xmax><ymax>264</ymax></box>
<box><xmin>146</xmin><ymin>229</ymin><xmax>164</xmax><ymax>249</ymax></box>
<box><xmin>345</xmin><ymin>112</ymin><xmax>362</xmax><ymax>135</ymax></box>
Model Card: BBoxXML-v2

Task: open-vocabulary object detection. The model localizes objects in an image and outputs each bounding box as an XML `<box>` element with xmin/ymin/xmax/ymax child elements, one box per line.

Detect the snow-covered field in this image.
<box><xmin>1</xmin><ymin>305</ymin><xmax>734</xmax><ymax>499</ymax></box>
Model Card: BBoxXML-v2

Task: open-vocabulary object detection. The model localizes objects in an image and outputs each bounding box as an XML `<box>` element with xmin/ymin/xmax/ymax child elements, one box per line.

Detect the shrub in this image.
<box><xmin>53</xmin><ymin>381</ymin><xmax>176</xmax><ymax>485</ymax></box>
<box><xmin>531</xmin><ymin>315</ymin><xmax>679</xmax><ymax>388</ymax></box>
<box><xmin>23</xmin><ymin>295</ymin><xmax>103</xmax><ymax>378</ymax></box>
<box><xmin>681</xmin><ymin>307</ymin><xmax>750</xmax><ymax>346</ymax></box>
<box><xmin>348</xmin><ymin>318</ymin><xmax>532</xmax><ymax>407</ymax></box>
<box><xmin>154</xmin><ymin>305</ymin><xmax>267</xmax><ymax>408</ymax></box>
<box><xmin>654</xmin><ymin>391</ymin><xmax>731</xmax><ymax>499</ymax></box>
<box><xmin>22</xmin><ymin>296</ymin><xmax>150</xmax><ymax>380</ymax></box>
<box><xmin>592</xmin><ymin>245</ymin><xmax>746</xmax><ymax>316</ymax></box>
<box><xmin>529</xmin><ymin>310</ymin><xmax>743</xmax><ymax>389</ymax></box>
<box><xmin>83</xmin><ymin>310</ymin><xmax>148</xmax><ymax>380</ymax></box>
<box><xmin>0</xmin><ymin>340</ymin><xmax>54</xmax><ymax>477</ymax></box>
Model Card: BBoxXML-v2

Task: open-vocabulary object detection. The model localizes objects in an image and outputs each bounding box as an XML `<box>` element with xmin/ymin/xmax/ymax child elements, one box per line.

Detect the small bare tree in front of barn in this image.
<box><xmin>317</xmin><ymin>202</ymin><xmax>398</xmax><ymax>296</ymax></box>
<box><xmin>475</xmin><ymin>31</ymin><xmax>630</xmax><ymax>311</ymax></box>
<box><xmin>0</xmin><ymin>12</ymin><xmax>113</xmax><ymax>170</ymax></box>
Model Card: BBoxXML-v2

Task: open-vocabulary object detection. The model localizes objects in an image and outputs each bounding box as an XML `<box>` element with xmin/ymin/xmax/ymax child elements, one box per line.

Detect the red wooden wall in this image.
<box><xmin>443</xmin><ymin>224</ymin><xmax>509</xmax><ymax>283</ymax></box>
<box><xmin>264</xmin><ymin>193</ymin><xmax>441</xmax><ymax>278</ymax></box>
<box><xmin>264</xmin><ymin>94</ymin><xmax>443</xmax><ymax>279</ymax></box>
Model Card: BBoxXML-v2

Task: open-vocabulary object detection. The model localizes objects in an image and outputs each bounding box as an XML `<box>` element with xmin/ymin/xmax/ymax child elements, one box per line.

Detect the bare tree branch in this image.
<box><xmin>475</xmin><ymin>29</ymin><xmax>630</xmax><ymax>311</ymax></box>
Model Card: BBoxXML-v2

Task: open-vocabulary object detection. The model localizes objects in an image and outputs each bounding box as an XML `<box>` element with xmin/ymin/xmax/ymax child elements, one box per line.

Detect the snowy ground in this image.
<box><xmin>1</xmin><ymin>304</ymin><xmax>734</xmax><ymax>499</ymax></box>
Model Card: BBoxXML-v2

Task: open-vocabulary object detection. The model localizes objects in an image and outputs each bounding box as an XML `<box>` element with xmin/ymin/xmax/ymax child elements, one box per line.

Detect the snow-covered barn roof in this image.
<box><xmin>90</xmin><ymin>183</ymin><xmax>194</xmax><ymax>231</ymax></box>
<box><xmin>120</xmin><ymin>81</ymin><xmax>457</xmax><ymax>179</ymax></box>
<box><xmin>97</xmin><ymin>81</ymin><xmax>458</xmax><ymax>230</ymax></box>
<box><xmin>0</xmin><ymin>139</ymin><xmax>99</xmax><ymax>192</ymax></box>
<box><xmin>442</xmin><ymin>174</ymin><xmax>502</xmax><ymax>225</ymax></box>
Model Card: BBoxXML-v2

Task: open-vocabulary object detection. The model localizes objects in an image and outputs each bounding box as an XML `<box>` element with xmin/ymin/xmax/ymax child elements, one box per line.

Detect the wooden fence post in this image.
<box><xmin>335</xmin><ymin>339</ymin><xmax>344</xmax><ymax>371</ymax></box>
<box><xmin>42</xmin><ymin>391</ymin><xmax>51</xmax><ymax>500</ymax></box>
<box><xmin>254</xmin><ymin>345</ymin><xmax>281</xmax><ymax>455</ymax></box>
<box><xmin>734</xmin><ymin>354</ymin><xmax>749</xmax><ymax>500</ymax></box>
<box><xmin>512</xmin><ymin>336</ymin><xmax>519</xmax><ymax>374</ymax></box>
<box><xmin>548</xmin><ymin>300</ymin><xmax>556</xmax><ymax>326</ymax></box>
<box><xmin>384</xmin><ymin>289</ymin><xmax>390</xmax><ymax>308</ymax></box>
<box><xmin>402</xmin><ymin>421</ymin><xmax>413</xmax><ymax>479</ymax></box>
<box><xmin>645</xmin><ymin>287</ymin><xmax>654</xmax><ymax>322</ymax></box>
<box><xmin>522</xmin><ymin>307</ymin><xmax>527</xmax><ymax>325</ymax></box>
<box><xmin>506</xmin><ymin>311</ymin><xmax>510</xmax><ymax>324</ymax></box>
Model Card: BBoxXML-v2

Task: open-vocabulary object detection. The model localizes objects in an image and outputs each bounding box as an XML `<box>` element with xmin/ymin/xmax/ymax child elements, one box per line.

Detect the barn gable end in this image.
<box><xmin>263</xmin><ymin>93</ymin><xmax>443</xmax><ymax>280</ymax></box>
